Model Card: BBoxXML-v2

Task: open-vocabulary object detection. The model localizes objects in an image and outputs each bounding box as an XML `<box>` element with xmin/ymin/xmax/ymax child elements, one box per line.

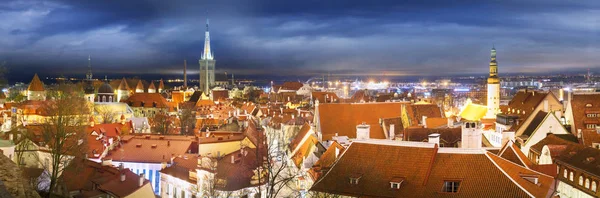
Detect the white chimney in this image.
<box><xmin>231</xmin><ymin>155</ymin><xmax>235</xmax><ymax>163</ymax></box>
<box><xmin>447</xmin><ymin>117</ymin><xmax>454</xmax><ymax>128</ymax></box>
<box><xmin>356</xmin><ymin>123</ymin><xmax>370</xmax><ymax>140</ymax></box>
<box><xmin>120</xmin><ymin>172</ymin><xmax>126</xmax><ymax>182</ymax></box>
<box><xmin>501</xmin><ymin>131</ymin><xmax>515</xmax><ymax>146</ymax></box>
<box><xmin>461</xmin><ymin>122</ymin><xmax>482</xmax><ymax>149</ymax></box>
<box><xmin>428</xmin><ymin>133</ymin><xmax>440</xmax><ymax>145</ymax></box>
<box><xmin>422</xmin><ymin>116</ymin><xmax>428</xmax><ymax>128</ymax></box>
<box><xmin>389</xmin><ymin>124</ymin><xmax>395</xmax><ymax>140</ymax></box>
<box><xmin>139</xmin><ymin>173</ymin><xmax>145</xmax><ymax>187</ymax></box>
<box><xmin>335</xmin><ymin>147</ymin><xmax>340</xmax><ymax>158</ymax></box>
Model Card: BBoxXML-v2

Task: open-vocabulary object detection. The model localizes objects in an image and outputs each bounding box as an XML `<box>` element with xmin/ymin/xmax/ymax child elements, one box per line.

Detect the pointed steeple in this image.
<box><xmin>28</xmin><ymin>73</ymin><xmax>45</xmax><ymax>91</ymax></box>
<box><xmin>158</xmin><ymin>79</ymin><xmax>164</xmax><ymax>93</ymax></box>
<box><xmin>201</xmin><ymin>18</ymin><xmax>213</xmax><ymax>60</ymax></box>
<box><xmin>86</xmin><ymin>55</ymin><xmax>93</xmax><ymax>80</ymax></box>
<box><xmin>148</xmin><ymin>81</ymin><xmax>156</xmax><ymax>93</ymax></box>
<box><xmin>488</xmin><ymin>46</ymin><xmax>499</xmax><ymax>84</ymax></box>
<box><xmin>135</xmin><ymin>80</ymin><xmax>144</xmax><ymax>93</ymax></box>
<box><xmin>118</xmin><ymin>78</ymin><xmax>130</xmax><ymax>91</ymax></box>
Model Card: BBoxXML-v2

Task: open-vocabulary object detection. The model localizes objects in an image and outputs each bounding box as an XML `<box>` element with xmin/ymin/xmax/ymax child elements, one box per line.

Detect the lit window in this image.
<box><xmin>563</xmin><ymin>169</ymin><xmax>568</xmax><ymax>178</ymax></box>
<box><xmin>585</xmin><ymin>178</ymin><xmax>590</xmax><ymax>188</ymax></box>
<box><xmin>442</xmin><ymin>181</ymin><xmax>460</xmax><ymax>193</ymax></box>
<box><xmin>349</xmin><ymin>175</ymin><xmax>361</xmax><ymax>185</ymax></box>
<box><xmin>592</xmin><ymin>181</ymin><xmax>597</xmax><ymax>192</ymax></box>
<box><xmin>579</xmin><ymin>176</ymin><xmax>584</xmax><ymax>186</ymax></box>
<box><xmin>570</xmin><ymin>172</ymin><xmax>574</xmax><ymax>181</ymax></box>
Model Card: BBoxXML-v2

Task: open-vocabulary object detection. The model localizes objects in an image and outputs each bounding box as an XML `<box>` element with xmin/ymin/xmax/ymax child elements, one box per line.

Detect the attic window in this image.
<box><xmin>349</xmin><ymin>175</ymin><xmax>361</xmax><ymax>185</ymax></box>
<box><xmin>586</xmin><ymin>104</ymin><xmax>593</xmax><ymax>107</ymax></box>
<box><xmin>390</xmin><ymin>177</ymin><xmax>404</xmax><ymax>189</ymax></box>
<box><xmin>442</xmin><ymin>181</ymin><xmax>460</xmax><ymax>193</ymax></box>
<box><xmin>520</xmin><ymin>174</ymin><xmax>539</xmax><ymax>185</ymax></box>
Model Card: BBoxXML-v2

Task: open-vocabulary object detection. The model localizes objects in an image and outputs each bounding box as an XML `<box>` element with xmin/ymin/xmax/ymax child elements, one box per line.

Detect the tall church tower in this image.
<box><xmin>199</xmin><ymin>18</ymin><xmax>216</xmax><ymax>95</ymax></box>
<box><xmin>486</xmin><ymin>47</ymin><xmax>500</xmax><ymax>118</ymax></box>
<box><xmin>84</xmin><ymin>55</ymin><xmax>96</xmax><ymax>102</ymax></box>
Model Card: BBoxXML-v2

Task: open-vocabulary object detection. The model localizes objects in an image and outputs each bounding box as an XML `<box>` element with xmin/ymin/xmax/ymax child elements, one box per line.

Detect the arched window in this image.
<box><xmin>563</xmin><ymin>169</ymin><xmax>568</xmax><ymax>178</ymax></box>
<box><xmin>102</xmin><ymin>96</ymin><xmax>106</xmax><ymax>102</ymax></box>
<box><xmin>585</xmin><ymin>178</ymin><xmax>590</xmax><ymax>188</ymax></box>
<box><xmin>579</xmin><ymin>176</ymin><xmax>584</xmax><ymax>186</ymax></box>
<box><xmin>570</xmin><ymin>172</ymin><xmax>574</xmax><ymax>181</ymax></box>
<box><xmin>109</xmin><ymin>96</ymin><xmax>113</xmax><ymax>102</ymax></box>
<box><xmin>592</xmin><ymin>181</ymin><xmax>597</xmax><ymax>192</ymax></box>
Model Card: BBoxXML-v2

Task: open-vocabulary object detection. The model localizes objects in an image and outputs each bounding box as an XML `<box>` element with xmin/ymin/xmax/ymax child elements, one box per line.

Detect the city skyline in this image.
<box><xmin>0</xmin><ymin>0</ymin><xmax>598</xmax><ymax>82</ymax></box>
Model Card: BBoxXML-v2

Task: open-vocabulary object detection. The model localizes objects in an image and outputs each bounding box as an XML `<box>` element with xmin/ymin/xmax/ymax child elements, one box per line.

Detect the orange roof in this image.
<box><xmin>117</xmin><ymin>78</ymin><xmax>130</xmax><ymax>91</ymax></box>
<box><xmin>309</xmin><ymin>141</ymin><xmax>345</xmax><ymax>180</ymax></box>
<box><xmin>148</xmin><ymin>81</ymin><xmax>156</xmax><ymax>90</ymax></box>
<box><xmin>135</xmin><ymin>80</ymin><xmax>144</xmax><ymax>90</ymax></box>
<box><xmin>158</xmin><ymin>79</ymin><xmax>165</xmax><ymax>90</ymax></box>
<box><xmin>280</xmin><ymin>81</ymin><xmax>303</xmax><ymax>91</ymax></box>
<box><xmin>289</xmin><ymin>123</ymin><xmax>313</xmax><ymax>152</ymax></box>
<box><xmin>312</xmin><ymin>92</ymin><xmax>339</xmax><ymax>103</ymax></box>
<box><xmin>123</xmin><ymin>93</ymin><xmax>170</xmax><ymax>108</ymax></box>
<box><xmin>291</xmin><ymin>135</ymin><xmax>318</xmax><ymax>168</ymax></box>
<box><xmin>171</xmin><ymin>91</ymin><xmax>185</xmax><ymax>104</ymax></box>
<box><xmin>318</xmin><ymin>103</ymin><xmax>403</xmax><ymax>140</ymax></box>
<box><xmin>27</xmin><ymin>73</ymin><xmax>45</xmax><ymax>91</ymax></box>
<box><xmin>105</xmin><ymin>135</ymin><xmax>193</xmax><ymax>163</ymax></box>
<box><xmin>312</xmin><ymin>142</ymin><xmax>554</xmax><ymax>197</ymax></box>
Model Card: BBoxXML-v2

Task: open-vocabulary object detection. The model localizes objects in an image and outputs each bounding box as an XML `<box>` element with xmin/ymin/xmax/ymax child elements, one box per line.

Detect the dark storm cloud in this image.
<box><xmin>0</xmin><ymin>0</ymin><xmax>598</xmax><ymax>82</ymax></box>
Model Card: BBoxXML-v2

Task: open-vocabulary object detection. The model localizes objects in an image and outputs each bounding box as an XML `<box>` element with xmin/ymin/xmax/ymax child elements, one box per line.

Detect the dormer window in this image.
<box><xmin>442</xmin><ymin>180</ymin><xmax>461</xmax><ymax>193</ymax></box>
<box><xmin>349</xmin><ymin>174</ymin><xmax>361</xmax><ymax>185</ymax></box>
<box><xmin>390</xmin><ymin>177</ymin><xmax>404</xmax><ymax>189</ymax></box>
<box><xmin>520</xmin><ymin>174</ymin><xmax>539</xmax><ymax>184</ymax></box>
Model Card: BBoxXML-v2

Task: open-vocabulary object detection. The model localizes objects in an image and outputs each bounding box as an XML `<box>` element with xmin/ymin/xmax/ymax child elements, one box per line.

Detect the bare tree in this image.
<box><xmin>151</xmin><ymin>112</ymin><xmax>172</xmax><ymax>134</ymax></box>
<box><xmin>245</xmin><ymin>123</ymin><xmax>300</xmax><ymax>198</ymax></box>
<box><xmin>96</xmin><ymin>106</ymin><xmax>117</xmax><ymax>124</ymax></box>
<box><xmin>178</xmin><ymin>102</ymin><xmax>196</xmax><ymax>135</ymax></box>
<box><xmin>38</xmin><ymin>83</ymin><xmax>89</xmax><ymax>197</ymax></box>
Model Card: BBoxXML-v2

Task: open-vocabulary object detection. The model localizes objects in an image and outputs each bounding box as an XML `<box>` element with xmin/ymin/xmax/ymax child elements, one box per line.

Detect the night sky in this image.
<box><xmin>0</xmin><ymin>0</ymin><xmax>598</xmax><ymax>82</ymax></box>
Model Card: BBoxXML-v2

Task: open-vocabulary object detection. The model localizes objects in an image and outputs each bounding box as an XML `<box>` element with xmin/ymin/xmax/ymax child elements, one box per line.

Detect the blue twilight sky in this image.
<box><xmin>0</xmin><ymin>0</ymin><xmax>598</xmax><ymax>81</ymax></box>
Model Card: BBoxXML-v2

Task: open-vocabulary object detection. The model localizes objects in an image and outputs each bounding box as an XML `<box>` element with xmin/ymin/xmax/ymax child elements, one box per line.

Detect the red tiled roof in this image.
<box><xmin>63</xmin><ymin>159</ymin><xmax>151</xmax><ymax>197</ymax></box>
<box><xmin>289</xmin><ymin>123</ymin><xmax>313</xmax><ymax>152</ymax></box>
<box><xmin>117</xmin><ymin>78</ymin><xmax>130</xmax><ymax>91</ymax></box>
<box><xmin>312</xmin><ymin>92</ymin><xmax>339</xmax><ymax>103</ymax></box>
<box><xmin>403</xmin><ymin>127</ymin><xmax>462</xmax><ymax>147</ymax></box>
<box><xmin>311</xmin><ymin>142</ymin><xmax>554</xmax><ymax>197</ymax></box>
<box><xmin>318</xmin><ymin>102</ymin><xmax>404</xmax><ymax>140</ymax></box>
<box><xmin>280</xmin><ymin>81</ymin><xmax>303</xmax><ymax>91</ymax></box>
<box><xmin>498</xmin><ymin>142</ymin><xmax>533</xmax><ymax>169</ymax></box>
<box><xmin>27</xmin><ymin>73</ymin><xmax>45</xmax><ymax>91</ymax></box>
<box><xmin>123</xmin><ymin>93</ymin><xmax>170</xmax><ymax>108</ymax></box>
<box><xmin>309</xmin><ymin>141</ymin><xmax>345</xmax><ymax>180</ymax></box>
<box><xmin>105</xmin><ymin>135</ymin><xmax>193</xmax><ymax>163</ymax></box>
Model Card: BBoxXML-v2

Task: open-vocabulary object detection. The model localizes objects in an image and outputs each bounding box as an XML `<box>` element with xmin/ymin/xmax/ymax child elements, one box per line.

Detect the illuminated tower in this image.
<box><xmin>486</xmin><ymin>47</ymin><xmax>500</xmax><ymax>118</ymax></box>
<box><xmin>199</xmin><ymin>18</ymin><xmax>216</xmax><ymax>94</ymax></box>
<box><xmin>84</xmin><ymin>55</ymin><xmax>96</xmax><ymax>102</ymax></box>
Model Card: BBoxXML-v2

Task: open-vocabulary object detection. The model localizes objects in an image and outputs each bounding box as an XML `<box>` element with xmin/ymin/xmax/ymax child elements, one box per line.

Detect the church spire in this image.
<box><xmin>86</xmin><ymin>55</ymin><xmax>93</xmax><ymax>80</ymax></box>
<box><xmin>201</xmin><ymin>18</ymin><xmax>213</xmax><ymax>60</ymax></box>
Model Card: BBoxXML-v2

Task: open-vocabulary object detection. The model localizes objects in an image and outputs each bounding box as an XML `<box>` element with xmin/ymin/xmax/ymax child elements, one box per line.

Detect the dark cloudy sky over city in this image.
<box><xmin>0</xmin><ymin>0</ymin><xmax>598</xmax><ymax>82</ymax></box>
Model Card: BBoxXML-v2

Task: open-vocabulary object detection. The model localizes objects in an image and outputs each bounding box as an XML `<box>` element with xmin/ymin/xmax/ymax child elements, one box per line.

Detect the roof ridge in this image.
<box><xmin>485</xmin><ymin>152</ymin><xmax>535</xmax><ymax>198</ymax></box>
